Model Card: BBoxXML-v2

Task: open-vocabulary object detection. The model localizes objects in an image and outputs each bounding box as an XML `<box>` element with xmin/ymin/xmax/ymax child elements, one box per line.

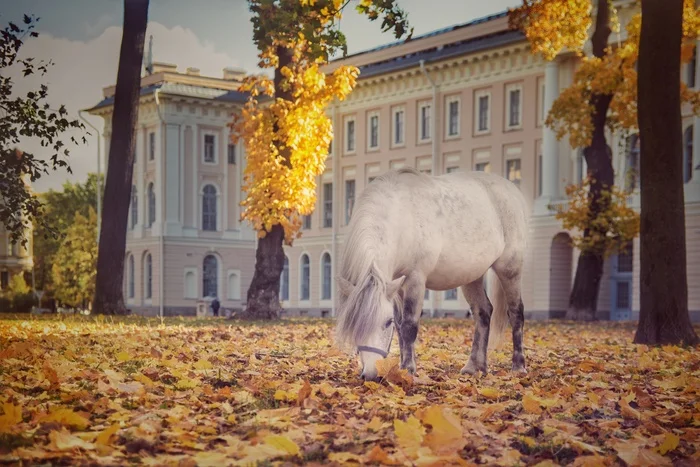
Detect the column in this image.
<box><xmin>192</xmin><ymin>124</ymin><xmax>199</xmax><ymax>231</ymax></box>
<box><xmin>133</xmin><ymin>127</ymin><xmax>144</xmax><ymax>238</ymax></box>
<box><xmin>686</xmin><ymin>39</ymin><xmax>700</xmax><ymax>202</ymax></box>
<box><xmin>154</xmin><ymin>123</ymin><xmax>163</xmax><ymax>236</ymax></box>
<box><xmin>165</xmin><ymin>123</ymin><xmax>182</xmax><ymax>235</ymax></box>
<box><xmin>534</xmin><ymin>60</ymin><xmax>560</xmax><ymax>215</ymax></box>
<box><xmin>223</xmin><ymin>126</ymin><xmax>229</xmax><ymax>231</ymax></box>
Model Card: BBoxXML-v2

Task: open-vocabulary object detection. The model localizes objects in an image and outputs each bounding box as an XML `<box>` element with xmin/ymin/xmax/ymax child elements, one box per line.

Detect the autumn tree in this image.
<box><xmin>52</xmin><ymin>207</ymin><xmax>98</xmax><ymax>309</ymax></box>
<box><xmin>233</xmin><ymin>0</ymin><xmax>412</xmax><ymax>320</ymax></box>
<box><xmin>92</xmin><ymin>0</ymin><xmax>149</xmax><ymax>315</ymax></box>
<box><xmin>634</xmin><ymin>0</ymin><xmax>699</xmax><ymax>346</ymax></box>
<box><xmin>509</xmin><ymin>0</ymin><xmax>700</xmax><ymax>320</ymax></box>
<box><xmin>0</xmin><ymin>14</ymin><xmax>85</xmax><ymax>245</ymax></box>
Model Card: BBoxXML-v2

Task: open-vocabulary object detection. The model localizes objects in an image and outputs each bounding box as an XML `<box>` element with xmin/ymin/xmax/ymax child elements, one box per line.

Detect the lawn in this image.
<box><xmin>0</xmin><ymin>315</ymin><xmax>698</xmax><ymax>466</ymax></box>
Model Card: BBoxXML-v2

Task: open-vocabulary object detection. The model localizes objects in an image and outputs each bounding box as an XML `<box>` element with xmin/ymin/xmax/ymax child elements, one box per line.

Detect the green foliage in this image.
<box><xmin>33</xmin><ymin>173</ymin><xmax>101</xmax><ymax>292</ymax></box>
<box><xmin>0</xmin><ymin>274</ymin><xmax>36</xmax><ymax>313</ymax></box>
<box><xmin>51</xmin><ymin>207</ymin><xmax>98</xmax><ymax>308</ymax></box>
<box><xmin>0</xmin><ymin>14</ymin><xmax>86</xmax><ymax>245</ymax></box>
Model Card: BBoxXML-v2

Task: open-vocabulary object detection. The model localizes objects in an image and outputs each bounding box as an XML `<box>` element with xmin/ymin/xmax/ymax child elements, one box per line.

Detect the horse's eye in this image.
<box><xmin>385</xmin><ymin>319</ymin><xmax>394</xmax><ymax>329</ymax></box>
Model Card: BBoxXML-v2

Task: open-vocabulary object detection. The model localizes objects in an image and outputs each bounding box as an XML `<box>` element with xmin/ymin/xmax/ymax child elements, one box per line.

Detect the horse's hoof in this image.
<box><xmin>460</xmin><ymin>361</ymin><xmax>485</xmax><ymax>375</ymax></box>
<box><xmin>512</xmin><ymin>365</ymin><xmax>528</xmax><ymax>375</ymax></box>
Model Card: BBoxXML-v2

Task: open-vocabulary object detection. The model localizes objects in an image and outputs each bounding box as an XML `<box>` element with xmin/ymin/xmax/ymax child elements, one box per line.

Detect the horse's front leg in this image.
<box><xmin>398</xmin><ymin>277</ymin><xmax>425</xmax><ymax>375</ymax></box>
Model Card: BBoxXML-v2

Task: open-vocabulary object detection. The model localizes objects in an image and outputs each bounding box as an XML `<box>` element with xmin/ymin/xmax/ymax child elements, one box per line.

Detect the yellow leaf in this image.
<box><xmin>49</xmin><ymin>429</ymin><xmax>96</xmax><ymax>451</ymax></box>
<box><xmin>0</xmin><ymin>402</ymin><xmax>22</xmax><ymax>433</ymax></box>
<box><xmin>115</xmin><ymin>351</ymin><xmax>131</xmax><ymax>362</ymax></box>
<box><xmin>193</xmin><ymin>359</ymin><xmax>213</xmax><ymax>370</ymax></box>
<box><xmin>367</xmin><ymin>416</ymin><xmax>384</xmax><ymax>432</ymax></box>
<box><xmin>657</xmin><ymin>432</ymin><xmax>680</xmax><ymax>455</ymax></box>
<box><xmin>41</xmin><ymin>408</ymin><xmax>90</xmax><ymax>430</ymax></box>
<box><xmin>264</xmin><ymin>434</ymin><xmax>300</xmax><ymax>456</ymax></box>
<box><xmin>95</xmin><ymin>424</ymin><xmax>120</xmax><ymax>446</ymax></box>
<box><xmin>479</xmin><ymin>387</ymin><xmax>501</xmax><ymax>400</ymax></box>
<box><xmin>175</xmin><ymin>378</ymin><xmax>199</xmax><ymax>390</ymax></box>
<box><xmin>420</xmin><ymin>406</ymin><xmax>464</xmax><ymax>454</ymax></box>
<box><xmin>274</xmin><ymin>389</ymin><xmax>289</xmax><ymax>401</ymax></box>
<box><xmin>329</xmin><ymin>452</ymin><xmax>363</xmax><ymax>463</ymax></box>
<box><xmin>394</xmin><ymin>415</ymin><xmax>424</xmax><ymax>457</ymax></box>
<box><xmin>523</xmin><ymin>394</ymin><xmax>543</xmax><ymax>414</ymax></box>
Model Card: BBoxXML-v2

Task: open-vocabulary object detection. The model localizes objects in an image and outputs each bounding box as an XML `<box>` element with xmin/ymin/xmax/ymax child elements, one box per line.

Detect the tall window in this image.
<box><xmin>203</xmin><ymin>255</ymin><xmax>218</xmax><ymax>298</ymax></box>
<box><xmin>369</xmin><ymin>114</ymin><xmax>379</xmax><ymax>149</ymax></box>
<box><xmin>625</xmin><ymin>134</ymin><xmax>640</xmax><ymax>191</ymax></box>
<box><xmin>475</xmin><ymin>162</ymin><xmax>491</xmax><ymax>173</ymax></box>
<box><xmin>509</xmin><ymin>88</ymin><xmax>521</xmax><ymax>127</ymax></box>
<box><xmin>684</xmin><ymin>126</ymin><xmax>694</xmax><ymax>183</ymax></box>
<box><xmin>687</xmin><ymin>46</ymin><xmax>697</xmax><ymax>88</ymax></box>
<box><xmin>204</xmin><ymin>134</ymin><xmax>216</xmax><ymax>163</ymax></box>
<box><xmin>323</xmin><ymin>182</ymin><xmax>333</xmax><ymax>228</ymax></box>
<box><xmin>302</xmin><ymin>214</ymin><xmax>311</xmax><ymax>230</ymax></box>
<box><xmin>537</xmin><ymin>154</ymin><xmax>543</xmax><ymax>196</ymax></box>
<box><xmin>149</xmin><ymin>132</ymin><xmax>155</xmax><ymax>160</ymax></box>
<box><xmin>448</xmin><ymin>99</ymin><xmax>459</xmax><ymax>136</ymax></box>
<box><xmin>280</xmin><ymin>256</ymin><xmax>289</xmax><ymax>301</ymax></box>
<box><xmin>0</xmin><ymin>271</ymin><xmax>8</xmax><ymax>290</ymax></box>
<box><xmin>445</xmin><ymin>288</ymin><xmax>458</xmax><ymax>300</ymax></box>
<box><xmin>144</xmin><ymin>253</ymin><xmax>152</xmax><ymax>299</ymax></box>
<box><xmin>127</xmin><ymin>255</ymin><xmax>135</xmax><ymax>299</ymax></box>
<box><xmin>202</xmin><ymin>184</ymin><xmax>217</xmax><ymax>231</ymax></box>
<box><xmin>147</xmin><ymin>182</ymin><xmax>155</xmax><ymax>227</ymax></box>
<box><xmin>446</xmin><ymin>167</ymin><xmax>459</xmax><ymax>174</ymax></box>
<box><xmin>420</xmin><ymin>103</ymin><xmax>431</xmax><ymax>140</ymax></box>
<box><xmin>130</xmin><ymin>186</ymin><xmax>138</xmax><ymax>229</ymax></box>
<box><xmin>300</xmin><ymin>254</ymin><xmax>310</xmax><ymax>300</ymax></box>
<box><xmin>393</xmin><ymin>108</ymin><xmax>404</xmax><ymax>145</ymax></box>
<box><xmin>478</xmin><ymin>94</ymin><xmax>489</xmax><ymax>132</ymax></box>
<box><xmin>346</xmin><ymin>119</ymin><xmax>355</xmax><ymax>153</ymax></box>
<box><xmin>345</xmin><ymin>180</ymin><xmax>355</xmax><ymax>225</ymax></box>
<box><xmin>506</xmin><ymin>159</ymin><xmax>521</xmax><ymax>187</ymax></box>
<box><xmin>321</xmin><ymin>253</ymin><xmax>332</xmax><ymax>300</ymax></box>
<box><xmin>227</xmin><ymin>144</ymin><xmax>236</xmax><ymax>165</ymax></box>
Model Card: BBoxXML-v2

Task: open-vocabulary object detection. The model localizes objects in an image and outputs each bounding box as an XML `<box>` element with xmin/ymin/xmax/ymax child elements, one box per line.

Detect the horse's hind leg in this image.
<box><xmin>493</xmin><ymin>264</ymin><xmax>527</xmax><ymax>374</ymax></box>
<box><xmin>460</xmin><ymin>276</ymin><xmax>492</xmax><ymax>375</ymax></box>
<box><xmin>396</xmin><ymin>274</ymin><xmax>425</xmax><ymax>375</ymax></box>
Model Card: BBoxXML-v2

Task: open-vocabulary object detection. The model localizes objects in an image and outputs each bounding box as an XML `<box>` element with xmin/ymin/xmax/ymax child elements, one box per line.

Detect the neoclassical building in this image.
<box><xmin>0</xmin><ymin>228</ymin><xmax>33</xmax><ymax>294</ymax></box>
<box><xmin>87</xmin><ymin>63</ymin><xmax>257</xmax><ymax>316</ymax></box>
<box><xmin>279</xmin><ymin>5</ymin><xmax>700</xmax><ymax>321</ymax></box>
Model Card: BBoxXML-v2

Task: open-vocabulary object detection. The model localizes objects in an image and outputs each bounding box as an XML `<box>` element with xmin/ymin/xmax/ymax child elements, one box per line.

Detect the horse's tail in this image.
<box><xmin>486</xmin><ymin>268</ymin><xmax>509</xmax><ymax>351</ymax></box>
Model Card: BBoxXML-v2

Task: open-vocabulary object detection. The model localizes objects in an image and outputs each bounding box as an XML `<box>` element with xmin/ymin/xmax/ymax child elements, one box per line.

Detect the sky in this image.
<box><xmin>2</xmin><ymin>0</ymin><xmax>520</xmax><ymax>193</ymax></box>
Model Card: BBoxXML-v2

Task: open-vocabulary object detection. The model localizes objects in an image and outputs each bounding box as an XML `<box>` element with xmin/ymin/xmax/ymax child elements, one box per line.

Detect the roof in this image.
<box><xmin>86</xmin><ymin>81</ymin><xmax>251</xmax><ymax>112</ymax></box>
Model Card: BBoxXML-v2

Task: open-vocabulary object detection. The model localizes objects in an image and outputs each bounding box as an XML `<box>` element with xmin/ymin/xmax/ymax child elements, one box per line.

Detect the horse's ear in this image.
<box><xmin>336</xmin><ymin>276</ymin><xmax>355</xmax><ymax>296</ymax></box>
<box><xmin>385</xmin><ymin>275</ymin><xmax>406</xmax><ymax>299</ymax></box>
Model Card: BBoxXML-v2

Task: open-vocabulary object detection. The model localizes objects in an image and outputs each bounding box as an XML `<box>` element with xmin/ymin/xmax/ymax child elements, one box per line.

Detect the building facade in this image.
<box><xmin>0</xmin><ymin>228</ymin><xmax>33</xmax><ymax>293</ymax></box>
<box><xmin>87</xmin><ymin>63</ymin><xmax>257</xmax><ymax>316</ymax></box>
<box><xmin>279</xmin><ymin>5</ymin><xmax>700</xmax><ymax>321</ymax></box>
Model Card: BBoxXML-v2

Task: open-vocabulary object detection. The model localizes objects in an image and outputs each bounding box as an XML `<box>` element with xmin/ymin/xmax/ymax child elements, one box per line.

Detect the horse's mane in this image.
<box><xmin>334</xmin><ymin>169</ymin><xmax>410</xmax><ymax>351</ymax></box>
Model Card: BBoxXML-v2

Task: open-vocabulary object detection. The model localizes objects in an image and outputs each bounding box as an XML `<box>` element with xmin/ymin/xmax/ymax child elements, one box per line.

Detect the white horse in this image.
<box><xmin>335</xmin><ymin>167</ymin><xmax>529</xmax><ymax>381</ymax></box>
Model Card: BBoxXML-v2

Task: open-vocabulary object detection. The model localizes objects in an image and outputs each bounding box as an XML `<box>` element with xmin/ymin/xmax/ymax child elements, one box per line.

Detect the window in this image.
<box><xmin>419</xmin><ymin>169</ymin><xmax>432</xmax><ymax>175</ymax></box>
<box><xmin>617</xmin><ymin>242</ymin><xmax>633</xmax><ymax>273</ymax></box>
<box><xmin>345</xmin><ymin>180</ymin><xmax>355</xmax><ymax>224</ymax></box>
<box><xmin>475</xmin><ymin>162</ymin><xmax>491</xmax><ymax>173</ymax></box>
<box><xmin>688</xmin><ymin>46</ymin><xmax>697</xmax><ymax>88</ymax></box>
<box><xmin>147</xmin><ymin>183</ymin><xmax>155</xmax><ymax>227</ymax></box>
<box><xmin>202</xmin><ymin>184</ymin><xmax>217</xmax><ymax>231</ymax></box>
<box><xmin>0</xmin><ymin>271</ymin><xmax>8</xmax><ymax>290</ymax></box>
<box><xmin>127</xmin><ymin>255</ymin><xmax>135</xmax><ymax>299</ymax></box>
<box><xmin>321</xmin><ymin>253</ymin><xmax>332</xmax><ymax>300</ymax></box>
<box><xmin>446</xmin><ymin>166</ymin><xmax>459</xmax><ymax>174</ymax></box>
<box><xmin>538</xmin><ymin>80</ymin><xmax>546</xmax><ymax>125</ymax></box>
<box><xmin>445</xmin><ymin>288</ymin><xmax>458</xmax><ymax>300</ymax></box>
<box><xmin>204</xmin><ymin>134</ymin><xmax>216</xmax><ymax>163</ymax></box>
<box><xmin>368</xmin><ymin>113</ymin><xmax>379</xmax><ymax>149</ymax></box>
<box><xmin>280</xmin><ymin>256</ymin><xmax>289</xmax><ymax>301</ymax></box>
<box><xmin>393</xmin><ymin>107</ymin><xmax>405</xmax><ymax>146</ymax></box>
<box><xmin>424</xmin><ymin>289</ymin><xmax>429</xmax><ymax>300</ymax></box>
<box><xmin>506</xmin><ymin>159</ymin><xmax>521</xmax><ymax>187</ymax></box>
<box><xmin>228</xmin><ymin>144</ymin><xmax>236</xmax><ymax>165</ymax></box>
<box><xmin>323</xmin><ymin>182</ymin><xmax>333</xmax><ymax>228</ymax></box>
<box><xmin>345</xmin><ymin>118</ymin><xmax>355</xmax><ymax>153</ymax></box>
<box><xmin>144</xmin><ymin>253</ymin><xmax>152</xmax><ymax>299</ymax></box>
<box><xmin>419</xmin><ymin>102</ymin><xmax>431</xmax><ymax>141</ymax></box>
<box><xmin>508</xmin><ymin>87</ymin><xmax>522</xmax><ymax>128</ymax></box>
<box><xmin>537</xmin><ymin>154</ymin><xmax>543</xmax><ymax>196</ymax></box>
<box><xmin>302</xmin><ymin>214</ymin><xmax>311</xmax><ymax>230</ymax></box>
<box><xmin>447</xmin><ymin>98</ymin><xmax>460</xmax><ymax>137</ymax></box>
<box><xmin>576</xmin><ymin>149</ymin><xmax>586</xmax><ymax>184</ymax></box>
<box><xmin>130</xmin><ymin>186</ymin><xmax>138</xmax><ymax>229</ymax></box>
<box><xmin>476</xmin><ymin>93</ymin><xmax>490</xmax><ymax>133</ymax></box>
<box><xmin>203</xmin><ymin>255</ymin><xmax>218</xmax><ymax>298</ymax></box>
<box><xmin>300</xmin><ymin>254</ymin><xmax>310</xmax><ymax>300</ymax></box>
<box><xmin>184</xmin><ymin>270</ymin><xmax>197</xmax><ymax>299</ymax></box>
<box><xmin>684</xmin><ymin>126</ymin><xmax>694</xmax><ymax>183</ymax></box>
<box><xmin>625</xmin><ymin>134</ymin><xmax>640</xmax><ymax>191</ymax></box>
<box><xmin>149</xmin><ymin>132</ymin><xmax>155</xmax><ymax>160</ymax></box>
<box><xmin>227</xmin><ymin>272</ymin><xmax>241</xmax><ymax>300</ymax></box>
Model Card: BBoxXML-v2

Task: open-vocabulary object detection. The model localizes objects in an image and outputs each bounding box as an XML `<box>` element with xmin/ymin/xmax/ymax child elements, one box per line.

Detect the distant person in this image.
<box><xmin>211</xmin><ymin>297</ymin><xmax>221</xmax><ymax>317</ymax></box>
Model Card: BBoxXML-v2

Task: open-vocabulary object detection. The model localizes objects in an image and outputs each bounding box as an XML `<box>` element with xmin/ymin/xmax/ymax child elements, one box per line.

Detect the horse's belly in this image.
<box><xmin>424</xmin><ymin>248</ymin><xmax>497</xmax><ymax>290</ymax></box>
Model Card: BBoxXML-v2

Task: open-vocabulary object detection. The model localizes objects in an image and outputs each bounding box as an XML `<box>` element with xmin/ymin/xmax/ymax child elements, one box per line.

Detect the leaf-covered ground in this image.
<box><xmin>0</xmin><ymin>315</ymin><xmax>699</xmax><ymax>466</ymax></box>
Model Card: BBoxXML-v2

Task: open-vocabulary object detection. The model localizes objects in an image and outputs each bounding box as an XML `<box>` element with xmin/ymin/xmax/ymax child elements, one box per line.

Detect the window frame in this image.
<box><xmin>445</xmin><ymin>95</ymin><xmax>461</xmax><ymax>139</ymax></box>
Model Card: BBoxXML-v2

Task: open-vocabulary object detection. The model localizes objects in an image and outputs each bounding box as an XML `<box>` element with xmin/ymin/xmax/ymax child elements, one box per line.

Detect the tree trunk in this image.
<box><xmin>92</xmin><ymin>0</ymin><xmax>149</xmax><ymax>315</ymax></box>
<box><xmin>236</xmin><ymin>46</ymin><xmax>294</xmax><ymax>321</ymax></box>
<box><xmin>566</xmin><ymin>0</ymin><xmax>614</xmax><ymax>321</ymax></box>
<box><xmin>634</xmin><ymin>0</ymin><xmax>698</xmax><ymax>345</ymax></box>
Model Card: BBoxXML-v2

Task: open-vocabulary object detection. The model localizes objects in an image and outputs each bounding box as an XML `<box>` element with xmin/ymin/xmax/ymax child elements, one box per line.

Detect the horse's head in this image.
<box><xmin>337</xmin><ymin>274</ymin><xmax>405</xmax><ymax>381</ymax></box>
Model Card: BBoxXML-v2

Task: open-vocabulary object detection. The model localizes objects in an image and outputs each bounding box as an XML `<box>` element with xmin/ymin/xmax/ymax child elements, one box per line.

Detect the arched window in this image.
<box><xmin>625</xmin><ymin>134</ymin><xmax>640</xmax><ymax>191</ymax></box>
<box><xmin>684</xmin><ymin>125</ymin><xmax>694</xmax><ymax>183</ymax></box>
<box><xmin>147</xmin><ymin>182</ymin><xmax>156</xmax><ymax>227</ymax></box>
<box><xmin>300</xmin><ymin>254</ymin><xmax>310</xmax><ymax>300</ymax></box>
<box><xmin>203</xmin><ymin>254</ymin><xmax>218</xmax><ymax>298</ymax></box>
<box><xmin>127</xmin><ymin>255</ymin><xmax>135</xmax><ymax>299</ymax></box>
<box><xmin>227</xmin><ymin>271</ymin><xmax>241</xmax><ymax>300</ymax></box>
<box><xmin>130</xmin><ymin>186</ymin><xmax>138</xmax><ymax>229</ymax></box>
<box><xmin>280</xmin><ymin>256</ymin><xmax>289</xmax><ymax>301</ymax></box>
<box><xmin>184</xmin><ymin>270</ymin><xmax>197</xmax><ymax>299</ymax></box>
<box><xmin>144</xmin><ymin>253</ymin><xmax>152</xmax><ymax>299</ymax></box>
<box><xmin>202</xmin><ymin>184</ymin><xmax>217</xmax><ymax>231</ymax></box>
<box><xmin>321</xmin><ymin>253</ymin><xmax>332</xmax><ymax>300</ymax></box>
